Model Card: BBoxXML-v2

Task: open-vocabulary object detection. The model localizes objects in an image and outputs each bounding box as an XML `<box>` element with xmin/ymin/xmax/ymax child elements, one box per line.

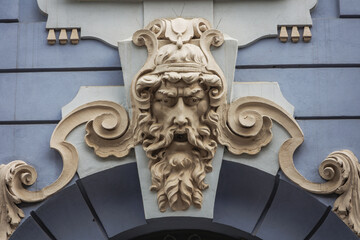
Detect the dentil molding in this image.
<box><xmin>38</xmin><ymin>0</ymin><xmax>317</xmax><ymax>47</ymax></box>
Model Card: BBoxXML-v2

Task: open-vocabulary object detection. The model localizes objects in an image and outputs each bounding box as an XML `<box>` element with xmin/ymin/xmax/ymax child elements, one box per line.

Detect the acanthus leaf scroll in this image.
<box><xmin>0</xmin><ymin>161</ymin><xmax>26</xmax><ymax>239</ymax></box>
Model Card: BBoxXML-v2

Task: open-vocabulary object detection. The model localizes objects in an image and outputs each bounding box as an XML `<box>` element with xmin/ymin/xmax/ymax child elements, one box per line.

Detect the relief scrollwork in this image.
<box><xmin>280</xmin><ymin>137</ymin><xmax>360</xmax><ymax>236</ymax></box>
<box><xmin>129</xmin><ymin>18</ymin><xmax>227</xmax><ymax>212</ymax></box>
<box><xmin>0</xmin><ymin>161</ymin><xmax>27</xmax><ymax>239</ymax></box>
<box><xmin>85</xmin><ymin>18</ymin><xmax>275</xmax><ymax>212</ymax></box>
<box><xmin>221</xmin><ymin>95</ymin><xmax>360</xmax><ymax>236</ymax></box>
<box><xmin>0</xmin><ymin>101</ymin><xmax>134</xmax><ymax>239</ymax></box>
<box><xmin>2</xmin><ymin>17</ymin><xmax>360</xmax><ymax>239</ymax></box>
<box><xmin>84</xmin><ymin>101</ymin><xmax>135</xmax><ymax>158</ymax></box>
<box><xmin>217</xmin><ymin>97</ymin><xmax>274</xmax><ymax>156</ymax></box>
<box><xmin>86</xmin><ymin>18</ymin><xmax>360</xmax><ymax>235</ymax></box>
<box><xmin>124</xmin><ymin>18</ymin><xmax>276</xmax><ymax>212</ymax></box>
<box><xmin>326</xmin><ymin>151</ymin><xmax>360</xmax><ymax>235</ymax></box>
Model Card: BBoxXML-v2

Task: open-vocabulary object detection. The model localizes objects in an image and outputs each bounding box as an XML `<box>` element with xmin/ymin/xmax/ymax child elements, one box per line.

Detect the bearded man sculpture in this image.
<box><xmin>132</xmin><ymin>19</ymin><xmax>226</xmax><ymax>212</ymax></box>
<box><xmin>138</xmin><ymin>71</ymin><xmax>219</xmax><ymax>212</ymax></box>
<box><xmin>85</xmin><ymin>18</ymin><xmax>273</xmax><ymax>212</ymax></box>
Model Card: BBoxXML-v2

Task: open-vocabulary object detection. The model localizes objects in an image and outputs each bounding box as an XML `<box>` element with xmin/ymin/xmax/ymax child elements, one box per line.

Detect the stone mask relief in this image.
<box><xmin>131</xmin><ymin>19</ymin><xmax>225</xmax><ymax>211</ymax></box>
<box><xmin>125</xmin><ymin>18</ymin><xmax>273</xmax><ymax>211</ymax></box>
<box><xmin>140</xmin><ymin>74</ymin><xmax>217</xmax><ymax>211</ymax></box>
<box><xmin>135</xmin><ymin>35</ymin><xmax>221</xmax><ymax>211</ymax></box>
<box><xmin>85</xmin><ymin>18</ymin><xmax>273</xmax><ymax>212</ymax></box>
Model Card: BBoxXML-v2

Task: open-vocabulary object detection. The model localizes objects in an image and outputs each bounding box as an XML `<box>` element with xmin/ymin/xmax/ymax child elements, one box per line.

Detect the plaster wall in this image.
<box><xmin>1</xmin><ymin>0</ymin><xmax>360</xmax><ymax>238</ymax></box>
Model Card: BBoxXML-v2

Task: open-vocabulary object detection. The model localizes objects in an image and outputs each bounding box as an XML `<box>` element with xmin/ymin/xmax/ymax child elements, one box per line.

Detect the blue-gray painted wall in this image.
<box><xmin>1</xmin><ymin>0</ymin><xmax>360</xmax><ymax>238</ymax></box>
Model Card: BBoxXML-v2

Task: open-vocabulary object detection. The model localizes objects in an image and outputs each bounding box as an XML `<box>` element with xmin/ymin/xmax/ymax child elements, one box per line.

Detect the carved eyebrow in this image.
<box><xmin>190</xmin><ymin>89</ymin><xmax>202</xmax><ymax>95</ymax></box>
<box><xmin>157</xmin><ymin>89</ymin><xmax>176</xmax><ymax>97</ymax></box>
<box><xmin>184</xmin><ymin>88</ymin><xmax>203</xmax><ymax>97</ymax></box>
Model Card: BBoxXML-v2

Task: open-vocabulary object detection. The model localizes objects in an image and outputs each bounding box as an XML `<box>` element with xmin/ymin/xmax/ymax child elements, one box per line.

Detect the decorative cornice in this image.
<box><xmin>38</xmin><ymin>0</ymin><xmax>317</xmax><ymax>47</ymax></box>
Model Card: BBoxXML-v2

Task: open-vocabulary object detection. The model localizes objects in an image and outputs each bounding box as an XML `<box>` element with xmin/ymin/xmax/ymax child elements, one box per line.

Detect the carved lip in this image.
<box><xmin>174</xmin><ymin>133</ymin><xmax>188</xmax><ymax>142</ymax></box>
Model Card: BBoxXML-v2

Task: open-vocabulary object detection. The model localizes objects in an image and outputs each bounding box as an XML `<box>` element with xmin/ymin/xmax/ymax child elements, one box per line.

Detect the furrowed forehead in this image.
<box><xmin>156</xmin><ymin>88</ymin><xmax>177</xmax><ymax>97</ymax></box>
<box><xmin>155</xmin><ymin>82</ymin><xmax>204</xmax><ymax>97</ymax></box>
<box><xmin>183</xmin><ymin>87</ymin><xmax>204</xmax><ymax>97</ymax></box>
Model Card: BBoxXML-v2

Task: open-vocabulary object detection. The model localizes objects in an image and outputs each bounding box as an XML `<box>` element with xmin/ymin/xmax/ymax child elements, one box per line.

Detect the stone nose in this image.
<box><xmin>174</xmin><ymin>113</ymin><xmax>188</xmax><ymax>127</ymax></box>
<box><xmin>173</xmin><ymin>98</ymin><xmax>189</xmax><ymax>127</ymax></box>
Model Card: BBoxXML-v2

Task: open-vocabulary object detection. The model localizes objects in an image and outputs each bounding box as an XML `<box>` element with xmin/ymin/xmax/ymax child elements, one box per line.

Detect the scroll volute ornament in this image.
<box><xmin>0</xmin><ymin>161</ymin><xmax>26</xmax><ymax>239</ymax></box>
<box><xmin>0</xmin><ymin>101</ymin><xmax>135</xmax><ymax>240</ymax></box>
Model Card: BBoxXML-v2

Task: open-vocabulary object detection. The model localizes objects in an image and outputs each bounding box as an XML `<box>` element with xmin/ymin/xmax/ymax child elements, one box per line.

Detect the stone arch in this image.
<box><xmin>10</xmin><ymin>161</ymin><xmax>357</xmax><ymax>240</ymax></box>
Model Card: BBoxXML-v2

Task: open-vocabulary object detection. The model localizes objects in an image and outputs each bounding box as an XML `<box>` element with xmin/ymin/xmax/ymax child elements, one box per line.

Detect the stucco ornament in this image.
<box><xmin>85</xmin><ymin>18</ymin><xmax>274</xmax><ymax>212</ymax></box>
<box><xmin>0</xmin><ymin>161</ymin><xmax>26</xmax><ymax>239</ymax></box>
<box><xmin>2</xmin><ymin>16</ymin><xmax>360</xmax><ymax>239</ymax></box>
<box><xmin>0</xmin><ymin>101</ymin><xmax>133</xmax><ymax>240</ymax></box>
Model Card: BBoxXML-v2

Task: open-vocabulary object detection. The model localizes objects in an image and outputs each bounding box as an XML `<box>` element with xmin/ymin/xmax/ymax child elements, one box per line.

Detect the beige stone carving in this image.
<box><xmin>46</xmin><ymin>29</ymin><xmax>80</xmax><ymax>45</ymax></box>
<box><xmin>59</xmin><ymin>29</ymin><xmax>68</xmax><ymax>45</ymax></box>
<box><xmin>84</xmin><ymin>18</ymin><xmax>273</xmax><ymax>212</ymax></box>
<box><xmin>279</xmin><ymin>26</ymin><xmax>288</xmax><ymax>43</ymax></box>
<box><xmin>279</xmin><ymin>26</ymin><xmax>312</xmax><ymax>44</ymax></box>
<box><xmin>85</xmin><ymin>101</ymin><xmax>135</xmax><ymax>158</ymax></box>
<box><xmin>279</xmin><ymin>133</ymin><xmax>360</xmax><ymax>236</ymax></box>
<box><xmin>131</xmin><ymin>18</ymin><xmax>227</xmax><ymax>212</ymax></box>
<box><xmin>0</xmin><ymin>161</ymin><xmax>26</xmax><ymax>239</ymax></box>
<box><xmin>216</xmin><ymin>95</ymin><xmax>360</xmax><ymax>236</ymax></box>
<box><xmin>70</xmin><ymin>29</ymin><xmax>80</xmax><ymax>45</ymax></box>
<box><xmin>291</xmin><ymin>26</ymin><xmax>300</xmax><ymax>43</ymax></box>
<box><xmin>327</xmin><ymin>151</ymin><xmax>360</xmax><ymax>235</ymax></box>
<box><xmin>216</xmin><ymin>96</ymin><xmax>360</xmax><ymax>236</ymax></box>
<box><xmin>47</xmin><ymin>29</ymin><xmax>56</xmax><ymax>45</ymax></box>
<box><xmin>3</xmin><ymin>16</ymin><xmax>360</xmax><ymax>238</ymax></box>
<box><xmin>217</xmin><ymin>97</ymin><xmax>273</xmax><ymax>156</ymax></box>
<box><xmin>229</xmin><ymin>97</ymin><xmax>360</xmax><ymax>236</ymax></box>
<box><xmin>303</xmin><ymin>26</ymin><xmax>312</xmax><ymax>42</ymax></box>
<box><xmin>85</xmin><ymin>19</ymin><xmax>360</xmax><ymax>227</ymax></box>
<box><xmin>0</xmin><ymin>101</ymin><xmax>133</xmax><ymax>240</ymax></box>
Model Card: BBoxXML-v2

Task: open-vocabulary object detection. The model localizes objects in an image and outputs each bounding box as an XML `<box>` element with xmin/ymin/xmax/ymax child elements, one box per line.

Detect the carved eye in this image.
<box><xmin>156</xmin><ymin>97</ymin><xmax>176</xmax><ymax>107</ymax></box>
<box><xmin>184</xmin><ymin>96</ymin><xmax>200</xmax><ymax>106</ymax></box>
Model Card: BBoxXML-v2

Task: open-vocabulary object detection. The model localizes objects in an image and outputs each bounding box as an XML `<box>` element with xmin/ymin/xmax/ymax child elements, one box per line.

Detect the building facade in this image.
<box><xmin>1</xmin><ymin>0</ymin><xmax>360</xmax><ymax>239</ymax></box>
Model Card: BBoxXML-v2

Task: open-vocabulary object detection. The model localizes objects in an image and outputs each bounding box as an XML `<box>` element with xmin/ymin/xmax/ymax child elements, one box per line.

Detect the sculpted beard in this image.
<box><xmin>141</xmin><ymin>113</ymin><xmax>218</xmax><ymax>212</ymax></box>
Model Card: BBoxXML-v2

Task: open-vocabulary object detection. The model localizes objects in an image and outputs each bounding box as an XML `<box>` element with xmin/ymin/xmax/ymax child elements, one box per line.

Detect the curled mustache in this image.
<box><xmin>143</xmin><ymin>124</ymin><xmax>216</xmax><ymax>163</ymax></box>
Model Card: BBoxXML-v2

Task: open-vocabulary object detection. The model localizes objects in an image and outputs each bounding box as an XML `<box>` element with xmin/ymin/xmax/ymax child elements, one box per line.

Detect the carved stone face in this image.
<box><xmin>138</xmin><ymin>72</ymin><xmax>219</xmax><ymax>212</ymax></box>
<box><xmin>130</xmin><ymin>18</ymin><xmax>226</xmax><ymax>212</ymax></box>
<box><xmin>84</xmin><ymin>17</ymin><xmax>275</xmax><ymax>216</ymax></box>
<box><xmin>152</xmin><ymin>80</ymin><xmax>209</xmax><ymax>153</ymax></box>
